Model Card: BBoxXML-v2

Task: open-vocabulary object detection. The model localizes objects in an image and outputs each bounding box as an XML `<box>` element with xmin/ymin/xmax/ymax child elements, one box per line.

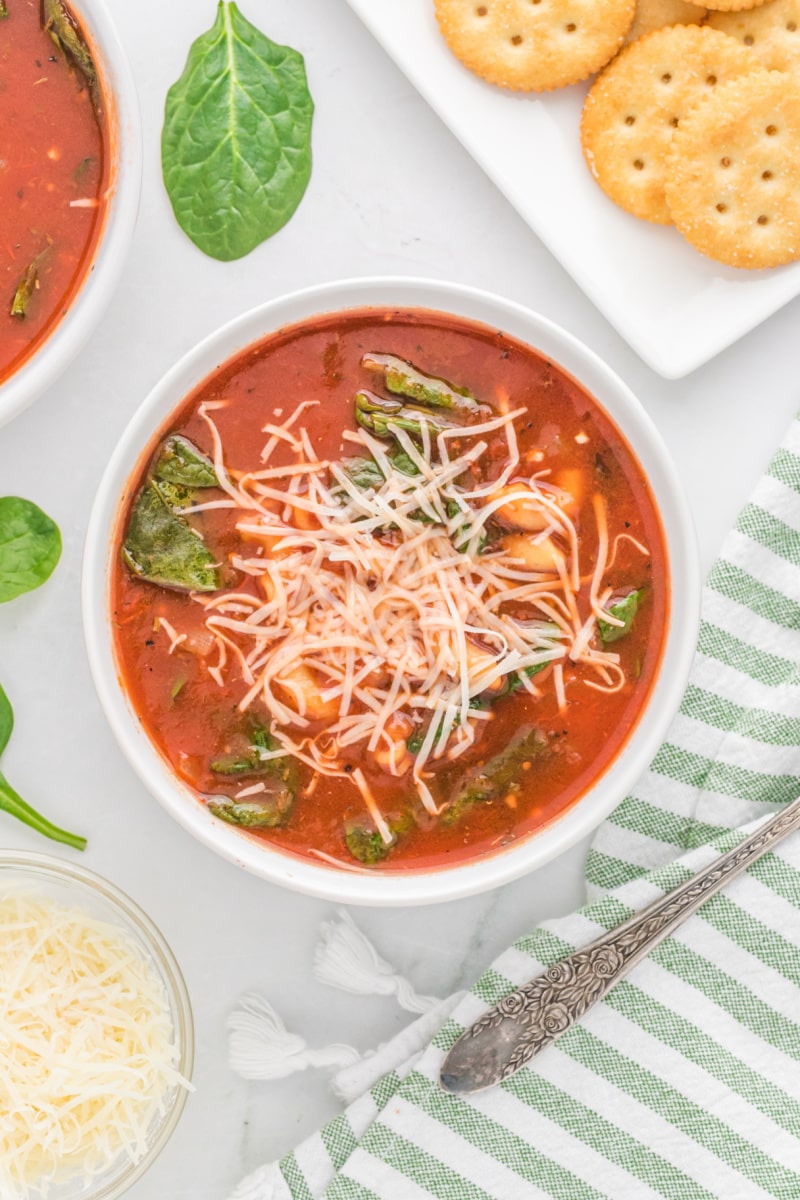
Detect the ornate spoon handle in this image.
<box><xmin>440</xmin><ymin>794</ymin><xmax>800</xmax><ymax>1095</ymax></box>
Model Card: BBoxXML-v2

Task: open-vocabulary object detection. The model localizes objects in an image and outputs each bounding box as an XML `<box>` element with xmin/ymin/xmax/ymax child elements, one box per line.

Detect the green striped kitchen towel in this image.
<box><xmin>231</xmin><ymin>417</ymin><xmax>800</xmax><ymax>1200</ymax></box>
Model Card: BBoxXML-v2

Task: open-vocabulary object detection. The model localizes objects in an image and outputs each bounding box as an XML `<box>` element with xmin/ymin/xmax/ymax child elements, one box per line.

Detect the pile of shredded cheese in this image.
<box><xmin>168</xmin><ymin>397</ymin><xmax>646</xmax><ymax>844</ymax></box>
<box><xmin>0</xmin><ymin>889</ymin><xmax>186</xmax><ymax>1198</ymax></box>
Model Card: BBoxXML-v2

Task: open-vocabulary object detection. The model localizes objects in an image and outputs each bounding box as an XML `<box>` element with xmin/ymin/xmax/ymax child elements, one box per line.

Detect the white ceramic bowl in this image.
<box><xmin>0</xmin><ymin>0</ymin><xmax>142</xmax><ymax>428</ymax></box>
<box><xmin>0</xmin><ymin>850</ymin><xmax>193</xmax><ymax>1199</ymax></box>
<box><xmin>83</xmin><ymin>278</ymin><xmax>700</xmax><ymax>906</ymax></box>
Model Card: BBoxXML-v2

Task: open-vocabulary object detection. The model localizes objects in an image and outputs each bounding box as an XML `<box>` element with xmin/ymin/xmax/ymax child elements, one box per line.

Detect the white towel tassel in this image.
<box><xmin>227</xmin><ymin>993</ymin><xmax>360</xmax><ymax>1082</ymax></box>
<box><xmin>314</xmin><ymin>909</ymin><xmax>441</xmax><ymax>1014</ymax></box>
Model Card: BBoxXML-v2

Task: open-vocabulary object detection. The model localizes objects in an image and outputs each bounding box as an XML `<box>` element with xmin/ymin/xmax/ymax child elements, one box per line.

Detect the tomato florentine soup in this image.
<box><xmin>113</xmin><ymin>309</ymin><xmax>668</xmax><ymax>872</ymax></box>
<box><xmin>1</xmin><ymin>0</ymin><xmax>108</xmax><ymax>384</ymax></box>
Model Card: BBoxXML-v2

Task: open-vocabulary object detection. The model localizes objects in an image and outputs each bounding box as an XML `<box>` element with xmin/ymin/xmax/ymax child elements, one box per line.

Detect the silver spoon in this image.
<box><xmin>440</xmin><ymin>794</ymin><xmax>800</xmax><ymax>1095</ymax></box>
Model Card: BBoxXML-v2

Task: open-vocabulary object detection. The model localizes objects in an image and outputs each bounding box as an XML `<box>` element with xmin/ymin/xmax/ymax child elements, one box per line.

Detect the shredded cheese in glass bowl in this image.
<box><xmin>0</xmin><ymin>851</ymin><xmax>193</xmax><ymax>1200</ymax></box>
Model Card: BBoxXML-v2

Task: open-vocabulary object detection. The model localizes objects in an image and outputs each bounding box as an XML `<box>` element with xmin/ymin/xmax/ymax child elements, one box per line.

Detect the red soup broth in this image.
<box><xmin>112</xmin><ymin>309</ymin><xmax>669</xmax><ymax>873</ymax></box>
<box><xmin>0</xmin><ymin>0</ymin><xmax>109</xmax><ymax>385</ymax></box>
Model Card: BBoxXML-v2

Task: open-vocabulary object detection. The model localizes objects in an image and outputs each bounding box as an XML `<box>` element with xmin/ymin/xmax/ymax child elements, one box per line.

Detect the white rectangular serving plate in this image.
<box><xmin>344</xmin><ymin>0</ymin><xmax>800</xmax><ymax>378</ymax></box>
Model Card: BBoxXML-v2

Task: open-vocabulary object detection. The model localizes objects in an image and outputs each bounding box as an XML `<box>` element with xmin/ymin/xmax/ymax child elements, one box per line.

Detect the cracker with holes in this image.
<box><xmin>664</xmin><ymin>70</ymin><xmax>800</xmax><ymax>266</ymax></box>
<box><xmin>433</xmin><ymin>0</ymin><xmax>637</xmax><ymax>92</ymax></box>
<box><xmin>625</xmin><ymin>0</ymin><xmax>708</xmax><ymax>45</ymax></box>
<box><xmin>581</xmin><ymin>25</ymin><xmax>768</xmax><ymax>223</ymax></box>
<box><xmin>707</xmin><ymin>0</ymin><xmax>800</xmax><ymax>72</ymax></box>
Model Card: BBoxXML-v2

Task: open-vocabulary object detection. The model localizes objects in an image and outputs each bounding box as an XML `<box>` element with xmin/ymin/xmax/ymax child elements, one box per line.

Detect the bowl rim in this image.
<box><xmin>0</xmin><ymin>0</ymin><xmax>143</xmax><ymax>429</ymax></box>
<box><xmin>0</xmin><ymin>847</ymin><xmax>194</xmax><ymax>1199</ymax></box>
<box><xmin>82</xmin><ymin>275</ymin><xmax>701</xmax><ymax>906</ymax></box>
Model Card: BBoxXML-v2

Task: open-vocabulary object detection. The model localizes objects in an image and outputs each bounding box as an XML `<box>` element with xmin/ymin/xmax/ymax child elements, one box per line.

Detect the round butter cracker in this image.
<box><xmin>581</xmin><ymin>24</ymin><xmax>767</xmax><ymax>223</ymax></box>
<box><xmin>707</xmin><ymin>0</ymin><xmax>800</xmax><ymax>72</ymax></box>
<box><xmin>433</xmin><ymin>0</ymin><xmax>636</xmax><ymax>92</ymax></box>
<box><xmin>703</xmin><ymin>0</ymin><xmax>770</xmax><ymax>11</ymax></box>
<box><xmin>625</xmin><ymin>0</ymin><xmax>708</xmax><ymax>45</ymax></box>
<box><xmin>665</xmin><ymin>71</ymin><xmax>800</xmax><ymax>266</ymax></box>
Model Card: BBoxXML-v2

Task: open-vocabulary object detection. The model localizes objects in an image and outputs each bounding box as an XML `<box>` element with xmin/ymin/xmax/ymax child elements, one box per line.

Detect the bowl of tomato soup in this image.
<box><xmin>83</xmin><ymin>278</ymin><xmax>699</xmax><ymax>906</ymax></box>
<box><xmin>0</xmin><ymin>0</ymin><xmax>141</xmax><ymax>427</ymax></box>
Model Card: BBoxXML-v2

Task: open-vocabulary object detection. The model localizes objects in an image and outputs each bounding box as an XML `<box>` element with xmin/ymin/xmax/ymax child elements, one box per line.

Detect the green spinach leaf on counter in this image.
<box><xmin>0</xmin><ymin>497</ymin><xmax>85</xmax><ymax>848</ymax></box>
<box><xmin>0</xmin><ymin>497</ymin><xmax>62</xmax><ymax>603</ymax></box>
<box><xmin>161</xmin><ymin>1</ymin><xmax>314</xmax><ymax>261</ymax></box>
<box><xmin>0</xmin><ymin>683</ymin><xmax>86</xmax><ymax>850</ymax></box>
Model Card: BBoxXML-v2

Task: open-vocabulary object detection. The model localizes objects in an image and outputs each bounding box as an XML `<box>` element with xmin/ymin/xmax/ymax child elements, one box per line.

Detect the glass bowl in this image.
<box><xmin>0</xmin><ymin>850</ymin><xmax>193</xmax><ymax>1199</ymax></box>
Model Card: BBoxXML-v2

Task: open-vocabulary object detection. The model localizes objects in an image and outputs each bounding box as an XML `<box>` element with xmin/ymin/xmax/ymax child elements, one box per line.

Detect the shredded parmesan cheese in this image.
<box><xmin>160</xmin><ymin>398</ymin><xmax>649</xmax><ymax>831</ymax></box>
<box><xmin>0</xmin><ymin>890</ymin><xmax>187</xmax><ymax>1198</ymax></box>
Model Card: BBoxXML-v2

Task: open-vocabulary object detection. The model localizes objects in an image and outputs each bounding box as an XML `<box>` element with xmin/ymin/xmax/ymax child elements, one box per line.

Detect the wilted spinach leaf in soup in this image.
<box><xmin>113</xmin><ymin>310</ymin><xmax>668</xmax><ymax>871</ymax></box>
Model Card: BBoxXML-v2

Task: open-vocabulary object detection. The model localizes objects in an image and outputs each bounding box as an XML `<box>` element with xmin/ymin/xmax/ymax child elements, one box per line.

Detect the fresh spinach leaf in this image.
<box><xmin>0</xmin><ymin>501</ymin><xmax>81</xmax><ymax>847</ymax></box>
<box><xmin>0</xmin><ymin>683</ymin><xmax>12</xmax><ymax>757</ymax></box>
<box><xmin>0</xmin><ymin>683</ymin><xmax>86</xmax><ymax>849</ymax></box>
<box><xmin>161</xmin><ymin>2</ymin><xmax>314</xmax><ymax>261</ymax></box>
<box><xmin>0</xmin><ymin>497</ymin><xmax>62</xmax><ymax>603</ymax></box>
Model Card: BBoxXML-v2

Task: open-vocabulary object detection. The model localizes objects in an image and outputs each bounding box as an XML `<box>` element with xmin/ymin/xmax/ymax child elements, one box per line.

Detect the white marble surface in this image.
<box><xmin>2</xmin><ymin>1</ymin><xmax>800</xmax><ymax>1196</ymax></box>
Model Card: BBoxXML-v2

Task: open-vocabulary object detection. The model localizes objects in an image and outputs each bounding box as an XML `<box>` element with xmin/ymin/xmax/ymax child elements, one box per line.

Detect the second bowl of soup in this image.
<box><xmin>83</xmin><ymin>278</ymin><xmax>699</xmax><ymax>905</ymax></box>
<box><xmin>0</xmin><ymin>0</ymin><xmax>141</xmax><ymax>426</ymax></box>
